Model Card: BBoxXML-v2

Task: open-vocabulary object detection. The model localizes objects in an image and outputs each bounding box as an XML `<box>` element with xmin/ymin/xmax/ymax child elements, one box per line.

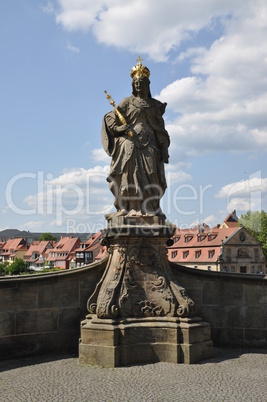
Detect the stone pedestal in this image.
<box><xmin>79</xmin><ymin>215</ymin><xmax>213</xmax><ymax>366</ymax></box>
<box><xmin>79</xmin><ymin>315</ymin><xmax>213</xmax><ymax>367</ymax></box>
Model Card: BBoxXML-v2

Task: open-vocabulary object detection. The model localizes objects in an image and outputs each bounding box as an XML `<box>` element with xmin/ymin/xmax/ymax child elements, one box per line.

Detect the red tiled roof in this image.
<box><xmin>24</xmin><ymin>241</ymin><xmax>51</xmax><ymax>257</ymax></box>
<box><xmin>170</xmin><ymin>247</ymin><xmax>221</xmax><ymax>263</ymax></box>
<box><xmin>85</xmin><ymin>232</ymin><xmax>102</xmax><ymax>247</ymax></box>
<box><xmin>1</xmin><ymin>238</ymin><xmax>24</xmax><ymax>251</ymax></box>
<box><xmin>171</xmin><ymin>227</ymin><xmax>238</xmax><ymax>248</ymax></box>
<box><xmin>95</xmin><ymin>246</ymin><xmax>107</xmax><ymax>260</ymax></box>
<box><xmin>50</xmin><ymin>237</ymin><xmax>80</xmax><ymax>253</ymax></box>
<box><xmin>169</xmin><ymin>227</ymin><xmax>240</xmax><ymax>263</ymax></box>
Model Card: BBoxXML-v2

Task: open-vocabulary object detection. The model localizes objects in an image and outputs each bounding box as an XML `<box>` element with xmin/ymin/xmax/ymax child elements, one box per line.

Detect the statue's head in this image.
<box><xmin>131</xmin><ymin>57</ymin><xmax>151</xmax><ymax>97</ymax></box>
<box><xmin>130</xmin><ymin>57</ymin><xmax>150</xmax><ymax>80</ymax></box>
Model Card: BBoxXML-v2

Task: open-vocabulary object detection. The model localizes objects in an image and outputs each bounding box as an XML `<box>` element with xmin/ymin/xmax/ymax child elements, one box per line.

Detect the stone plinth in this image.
<box><xmin>79</xmin><ymin>315</ymin><xmax>213</xmax><ymax>367</ymax></box>
<box><xmin>79</xmin><ymin>216</ymin><xmax>213</xmax><ymax>366</ymax></box>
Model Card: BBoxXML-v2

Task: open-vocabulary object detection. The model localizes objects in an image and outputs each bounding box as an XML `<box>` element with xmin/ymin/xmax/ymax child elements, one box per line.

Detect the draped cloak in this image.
<box><xmin>101</xmin><ymin>95</ymin><xmax>170</xmax><ymax>214</ymax></box>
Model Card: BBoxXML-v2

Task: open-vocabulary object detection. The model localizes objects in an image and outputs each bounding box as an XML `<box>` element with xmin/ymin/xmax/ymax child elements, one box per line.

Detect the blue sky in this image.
<box><xmin>1</xmin><ymin>0</ymin><xmax>267</xmax><ymax>233</ymax></box>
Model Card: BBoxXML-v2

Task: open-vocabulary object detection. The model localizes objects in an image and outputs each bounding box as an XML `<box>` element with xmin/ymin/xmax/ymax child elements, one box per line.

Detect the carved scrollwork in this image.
<box><xmin>131</xmin><ymin>300</ymin><xmax>163</xmax><ymax>317</ymax></box>
<box><xmin>88</xmin><ymin>302</ymin><xmax>97</xmax><ymax>314</ymax></box>
<box><xmin>151</xmin><ymin>275</ymin><xmax>166</xmax><ymax>292</ymax></box>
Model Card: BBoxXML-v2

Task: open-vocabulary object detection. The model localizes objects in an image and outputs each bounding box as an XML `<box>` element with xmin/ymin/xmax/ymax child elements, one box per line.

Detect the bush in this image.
<box><xmin>0</xmin><ymin>261</ymin><xmax>9</xmax><ymax>275</ymax></box>
<box><xmin>8</xmin><ymin>258</ymin><xmax>28</xmax><ymax>275</ymax></box>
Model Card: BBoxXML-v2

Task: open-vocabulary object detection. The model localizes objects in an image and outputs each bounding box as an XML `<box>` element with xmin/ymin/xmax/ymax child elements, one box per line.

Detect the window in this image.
<box><xmin>171</xmin><ymin>251</ymin><xmax>177</xmax><ymax>259</ymax></box>
<box><xmin>173</xmin><ymin>237</ymin><xmax>180</xmax><ymax>243</ymax></box>
<box><xmin>185</xmin><ymin>236</ymin><xmax>193</xmax><ymax>243</ymax></box>
<box><xmin>231</xmin><ymin>266</ymin><xmax>235</xmax><ymax>273</ymax></box>
<box><xmin>223</xmin><ymin>266</ymin><xmax>227</xmax><ymax>272</ymax></box>
<box><xmin>208</xmin><ymin>250</ymin><xmax>215</xmax><ymax>258</ymax></box>
<box><xmin>240</xmin><ymin>266</ymin><xmax>247</xmax><ymax>273</ymax></box>
<box><xmin>251</xmin><ymin>266</ymin><xmax>255</xmax><ymax>273</ymax></box>
<box><xmin>254</xmin><ymin>249</ymin><xmax>259</xmax><ymax>261</ymax></box>
<box><xmin>198</xmin><ymin>235</ymin><xmax>205</xmax><ymax>242</ymax></box>
<box><xmin>183</xmin><ymin>251</ymin><xmax>189</xmax><ymax>259</ymax></box>
<box><xmin>227</xmin><ymin>249</ymin><xmax>231</xmax><ymax>258</ymax></box>
<box><xmin>195</xmin><ymin>250</ymin><xmax>201</xmax><ymax>259</ymax></box>
<box><xmin>208</xmin><ymin>234</ymin><xmax>217</xmax><ymax>241</ymax></box>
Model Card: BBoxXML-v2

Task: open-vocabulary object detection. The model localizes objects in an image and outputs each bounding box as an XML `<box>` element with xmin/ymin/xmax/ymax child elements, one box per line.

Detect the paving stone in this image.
<box><xmin>0</xmin><ymin>348</ymin><xmax>267</xmax><ymax>401</ymax></box>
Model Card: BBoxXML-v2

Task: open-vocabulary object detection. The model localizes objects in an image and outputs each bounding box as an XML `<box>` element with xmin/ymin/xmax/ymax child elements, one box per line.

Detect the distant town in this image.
<box><xmin>0</xmin><ymin>210</ymin><xmax>266</xmax><ymax>275</ymax></box>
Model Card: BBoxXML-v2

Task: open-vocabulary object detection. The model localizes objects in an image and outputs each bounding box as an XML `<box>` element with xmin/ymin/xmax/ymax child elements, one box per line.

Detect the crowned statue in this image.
<box><xmin>79</xmin><ymin>58</ymin><xmax>213</xmax><ymax>367</ymax></box>
<box><xmin>102</xmin><ymin>57</ymin><xmax>170</xmax><ymax>217</ymax></box>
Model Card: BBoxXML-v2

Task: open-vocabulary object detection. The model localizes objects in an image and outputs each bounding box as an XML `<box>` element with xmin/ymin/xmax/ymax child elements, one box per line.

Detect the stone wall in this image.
<box><xmin>0</xmin><ymin>258</ymin><xmax>106</xmax><ymax>360</ymax></box>
<box><xmin>0</xmin><ymin>258</ymin><xmax>266</xmax><ymax>360</ymax></box>
<box><xmin>171</xmin><ymin>263</ymin><xmax>267</xmax><ymax>347</ymax></box>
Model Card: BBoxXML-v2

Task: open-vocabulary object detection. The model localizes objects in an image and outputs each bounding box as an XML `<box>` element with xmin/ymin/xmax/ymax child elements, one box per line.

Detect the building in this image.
<box><xmin>23</xmin><ymin>241</ymin><xmax>53</xmax><ymax>270</ymax></box>
<box><xmin>0</xmin><ymin>238</ymin><xmax>29</xmax><ymax>264</ymax></box>
<box><xmin>46</xmin><ymin>237</ymin><xmax>81</xmax><ymax>269</ymax></box>
<box><xmin>219</xmin><ymin>209</ymin><xmax>239</xmax><ymax>229</ymax></box>
<box><xmin>168</xmin><ymin>224</ymin><xmax>266</xmax><ymax>275</ymax></box>
<box><xmin>74</xmin><ymin>232</ymin><xmax>103</xmax><ymax>268</ymax></box>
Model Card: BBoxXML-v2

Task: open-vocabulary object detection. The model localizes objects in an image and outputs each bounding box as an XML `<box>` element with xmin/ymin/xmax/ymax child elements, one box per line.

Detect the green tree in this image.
<box><xmin>8</xmin><ymin>258</ymin><xmax>27</xmax><ymax>275</ymax></box>
<box><xmin>39</xmin><ymin>232</ymin><xmax>57</xmax><ymax>242</ymax></box>
<box><xmin>239</xmin><ymin>210</ymin><xmax>267</xmax><ymax>260</ymax></box>
<box><xmin>0</xmin><ymin>261</ymin><xmax>9</xmax><ymax>275</ymax></box>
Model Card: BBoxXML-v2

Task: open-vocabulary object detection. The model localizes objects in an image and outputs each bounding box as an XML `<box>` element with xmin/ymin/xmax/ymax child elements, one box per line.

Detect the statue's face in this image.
<box><xmin>133</xmin><ymin>76</ymin><xmax>149</xmax><ymax>93</ymax></box>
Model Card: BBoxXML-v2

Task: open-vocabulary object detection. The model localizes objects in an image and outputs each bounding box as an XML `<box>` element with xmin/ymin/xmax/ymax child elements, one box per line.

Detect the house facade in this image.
<box><xmin>74</xmin><ymin>232</ymin><xmax>103</xmax><ymax>268</ymax></box>
<box><xmin>46</xmin><ymin>237</ymin><xmax>80</xmax><ymax>269</ymax></box>
<box><xmin>0</xmin><ymin>238</ymin><xmax>29</xmax><ymax>264</ymax></box>
<box><xmin>168</xmin><ymin>225</ymin><xmax>266</xmax><ymax>274</ymax></box>
<box><xmin>23</xmin><ymin>241</ymin><xmax>53</xmax><ymax>270</ymax></box>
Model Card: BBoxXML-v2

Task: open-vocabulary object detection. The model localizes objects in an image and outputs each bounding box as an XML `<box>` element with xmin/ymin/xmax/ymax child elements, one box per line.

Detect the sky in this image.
<box><xmin>0</xmin><ymin>0</ymin><xmax>267</xmax><ymax>234</ymax></box>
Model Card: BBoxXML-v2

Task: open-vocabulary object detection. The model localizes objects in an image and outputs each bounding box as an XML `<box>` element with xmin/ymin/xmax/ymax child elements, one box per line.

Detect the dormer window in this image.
<box><xmin>173</xmin><ymin>237</ymin><xmax>180</xmax><ymax>243</ymax></box>
<box><xmin>209</xmin><ymin>250</ymin><xmax>215</xmax><ymax>258</ymax></box>
<box><xmin>185</xmin><ymin>235</ymin><xmax>193</xmax><ymax>243</ymax></box>
<box><xmin>195</xmin><ymin>250</ymin><xmax>201</xmax><ymax>259</ymax></box>
<box><xmin>183</xmin><ymin>251</ymin><xmax>189</xmax><ymax>258</ymax></box>
<box><xmin>198</xmin><ymin>235</ymin><xmax>206</xmax><ymax>242</ymax></box>
<box><xmin>208</xmin><ymin>234</ymin><xmax>217</xmax><ymax>241</ymax></box>
<box><xmin>171</xmin><ymin>251</ymin><xmax>177</xmax><ymax>259</ymax></box>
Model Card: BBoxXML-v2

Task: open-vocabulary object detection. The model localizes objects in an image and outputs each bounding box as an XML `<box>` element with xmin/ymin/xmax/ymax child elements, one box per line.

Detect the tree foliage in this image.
<box><xmin>7</xmin><ymin>258</ymin><xmax>28</xmax><ymax>275</ymax></box>
<box><xmin>39</xmin><ymin>232</ymin><xmax>57</xmax><ymax>242</ymax></box>
<box><xmin>0</xmin><ymin>261</ymin><xmax>9</xmax><ymax>275</ymax></box>
<box><xmin>239</xmin><ymin>210</ymin><xmax>267</xmax><ymax>260</ymax></box>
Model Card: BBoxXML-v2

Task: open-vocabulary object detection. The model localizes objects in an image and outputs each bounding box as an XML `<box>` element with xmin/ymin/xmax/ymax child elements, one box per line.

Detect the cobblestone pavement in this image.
<box><xmin>0</xmin><ymin>348</ymin><xmax>267</xmax><ymax>402</ymax></box>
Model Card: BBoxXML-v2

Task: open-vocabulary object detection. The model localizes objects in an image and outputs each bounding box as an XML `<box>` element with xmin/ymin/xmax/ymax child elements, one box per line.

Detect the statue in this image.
<box><xmin>102</xmin><ymin>57</ymin><xmax>170</xmax><ymax>217</ymax></box>
<box><xmin>79</xmin><ymin>58</ymin><xmax>213</xmax><ymax>367</ymax></box>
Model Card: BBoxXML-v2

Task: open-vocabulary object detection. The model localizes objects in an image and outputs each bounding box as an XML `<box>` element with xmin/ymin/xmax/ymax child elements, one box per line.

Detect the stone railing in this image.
<box><xmin>0</xmin><ymin>258</ymin><xmax>266</xmax><ymax>360</ymax></box>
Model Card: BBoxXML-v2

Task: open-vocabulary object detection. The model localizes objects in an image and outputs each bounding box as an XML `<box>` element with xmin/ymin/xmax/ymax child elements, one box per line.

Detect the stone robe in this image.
<box><xmin>101</xmin><ymin>95</ymin><xmax>170</xmax><ymax>215</ymax></box>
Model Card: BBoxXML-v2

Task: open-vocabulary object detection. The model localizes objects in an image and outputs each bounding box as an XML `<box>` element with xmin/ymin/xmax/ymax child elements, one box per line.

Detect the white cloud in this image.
<box><xmin>227</xmin><ymin>197</ymin><xmax>257</xmax><ymax>212</ymax></box>
<box><xmin>23</xmin><ymin>166</ymin><xmax>113</xmax><ymax>227</ymax></box>
<box><xmin>215</xmin><ymin>175</ymin><xmax>267</xmax><ymax>214</ymax></box>
<box><xmin>66</xmin><ymin>41</ymin><xmax>80</xmax><ymax>53</ymax></box>
<box><xmin>157</xmin><ymin>1</ymin><xmax>267</xmax><ymax>158</ymax></box>
<box><xmin>165</xmin><ymin>163</ymin><xmax>192</xmax><ymax>184</ymax></box>
<box><xmin>19</xmin><ymin>221</ymin><xmax>45</xmax><ymax>231</ymax></box>
<box><xmin>216</xmin><ymin>177</ymin><xmax>267</xmax><ymax>199</ymax></box>
<box><xmin>52</xmin><ymin>1</ymin><xmax>267</xmax><ymax>157</ymax></box>
<box><xmin>91</xmin><ymin>148</ymin><xmax>111</xmax><ymax>163</ymax></box>
<box><xmin>55</xmin><ymin>0</ymin><xmax>244</xmax><ymax>61</ymax></box>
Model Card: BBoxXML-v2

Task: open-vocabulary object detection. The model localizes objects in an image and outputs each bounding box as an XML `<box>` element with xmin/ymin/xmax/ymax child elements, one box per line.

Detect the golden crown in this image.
<box><xmin>130</xmin><ymin>56</ymin><xmax>150</xmax><ymax>79</ymax></box>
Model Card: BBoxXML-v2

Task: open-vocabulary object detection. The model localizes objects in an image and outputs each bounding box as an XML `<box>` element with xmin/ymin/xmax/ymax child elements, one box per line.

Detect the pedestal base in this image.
<box><xmin>79</xmin><ymin>315</ymin><xmax>213</xmax><ymax>367</ymax></box>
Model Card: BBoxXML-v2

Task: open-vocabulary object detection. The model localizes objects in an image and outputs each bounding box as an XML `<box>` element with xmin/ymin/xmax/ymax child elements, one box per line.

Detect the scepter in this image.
<box><xmin>104</xmin><ymin>90</ymin><xmax>134</xmax><ymax>138</ymax></box>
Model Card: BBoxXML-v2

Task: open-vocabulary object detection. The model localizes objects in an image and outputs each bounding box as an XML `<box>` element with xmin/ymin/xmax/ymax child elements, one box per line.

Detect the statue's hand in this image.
<box><xmin>114</xmin><ymin>125</ymin><xmax>129</xmax><ymax>135</ymax></box>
